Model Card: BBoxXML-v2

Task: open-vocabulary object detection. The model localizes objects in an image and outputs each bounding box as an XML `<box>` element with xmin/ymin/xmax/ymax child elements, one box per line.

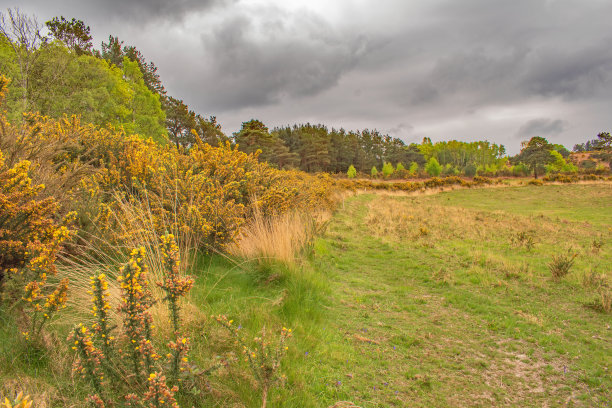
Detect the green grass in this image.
<box><xmin>1</xmin><ymin>184</ymin><xmax>611</xmax><ymax>407</ymax></box>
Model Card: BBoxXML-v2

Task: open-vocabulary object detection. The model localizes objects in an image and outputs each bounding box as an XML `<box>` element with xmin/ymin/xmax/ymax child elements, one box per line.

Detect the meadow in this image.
<box><xmin>4</xmin><ymin>182</ymin><xmax>609</xmax><ymax>407</ymax></box>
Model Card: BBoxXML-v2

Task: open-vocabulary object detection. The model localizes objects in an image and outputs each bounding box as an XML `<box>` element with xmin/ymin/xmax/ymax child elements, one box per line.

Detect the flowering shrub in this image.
<box><xmin>215</xmin><ymin>315</ymin><xmax>293</xmax><ymax>408</ymax></box>
<box><xmin>0</xmin><ymin>146</ymin><xmax>74</xmax><ymax>341</ymax></box>
<box><xmin>68</xmin><ymin>238</ymin><xmax>200</xmax><ymax>405</ymax></box>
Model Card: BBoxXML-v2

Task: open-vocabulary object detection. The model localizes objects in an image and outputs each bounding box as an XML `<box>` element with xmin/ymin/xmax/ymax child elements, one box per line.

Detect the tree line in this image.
<box><xmin>1</xmin><ymin>9</ymin><xmax>608</xmax><ymax>178</ymax></box>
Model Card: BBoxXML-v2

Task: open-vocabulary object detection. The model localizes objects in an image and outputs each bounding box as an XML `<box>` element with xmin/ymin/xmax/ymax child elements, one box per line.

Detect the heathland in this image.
<box><xmin>1</xmin><ymin>9</ymin><xmax>611</xmax><ymax>408</ymax></box>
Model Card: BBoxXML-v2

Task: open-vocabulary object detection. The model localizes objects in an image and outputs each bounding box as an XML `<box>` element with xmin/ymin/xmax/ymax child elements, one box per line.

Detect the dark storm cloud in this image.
<box><xmin>517</xmin><ymin>118</ymin><xmax>567</xmax><ymax>138</ymax></box>
<box><xmin>1</xmin><ymin>0</ymin><xmax>232</xmax><ymax>25</ymax></box>
<box><xmin>2</xmin><ymin>0</ymin><xmax>611</xmax><ymax>150</ymax></box>
<box><xmin>196</xmin><ymin>6</ymin><xmax>369</xmax><ymax>110</ymax></box>
<box><xmin>524</xmin><ymin>43</ymin><xmax>612</xmax><ymax>100</ymax></box>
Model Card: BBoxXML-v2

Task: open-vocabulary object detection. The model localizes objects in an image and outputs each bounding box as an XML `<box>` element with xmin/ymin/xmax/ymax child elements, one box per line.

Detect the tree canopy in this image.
<box><xmin>515</xmin><ymin>136</ymin><xmax>554</xmax><ymax>179</ymax></box>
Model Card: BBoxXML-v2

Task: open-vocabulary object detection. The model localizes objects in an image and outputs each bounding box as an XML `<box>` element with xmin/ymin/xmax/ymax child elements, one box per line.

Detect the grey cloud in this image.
<box><xmin>516</xmin><ymin>118</ymin><xmax>567</xmax><ymax>138</ymax></box>
<box><xmin>2</xmin><ymin>0</ymin><xmax>232</xmax><ymax>25</ymax></box>
<box><xmin>198</xmin><ymin>6</ymin><xmax>370</xmax><ymax>110</ymax></box>
<box><xmin>524</xmin><ymin>44</ymin><xmax>612</xmax><ymax>100</ymax></box>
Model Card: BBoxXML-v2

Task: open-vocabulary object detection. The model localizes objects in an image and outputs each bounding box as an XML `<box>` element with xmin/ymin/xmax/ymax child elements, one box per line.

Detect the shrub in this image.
<box><xmin>408</xmin><ymin>162</ymin><xmax>419</xmax><ymax>176</ymax></box>
<box><xmin>527</xmin><ymin>179</ymin><xmax>544</xmax><ymax>186</ymax></box>
<box><xmin>512</xmin><ymin>163</ymin><xmax>530</xmax><ymax>177</ymax></box>
<box><xmin>346</xmin><ymin>164</ymin><xmax>357</xmax><ymax>179</ymax></box>
<box><xmin>381</xmin><ymin>162</ymin><xmax>394</xmax><ymax>178</ymax></box>
<box><xmin>69</xmin><ymin>242</ymin><xmax>194</xmax><ymax>405</ymax></box>
<box><xmin>548</xmin><ymin>250</ymin><xmax>577</xmax><ymax>281</ymax></box>
<box><xmin>0</xmin><ymin>148</ymin><xmax>75</xmax><ymax>341</ymax></box>
<box><xmin>370</xmin><ymin>166</ymin><xmax>378</xmax><ymax>178</ymax></box>
<box><xmin>216</xmin><ymin>315</ymin><xmax>293</xmax><ymax>408</ymax></box>
<box><xmin>425</xmin><ymin>158</ymin><xmax>442</xmax><ymax>177</ymax></box>
<box><xmin>463</xmin><ymin>163</ymin><xmax>477</xmax><ymax>177</ymax></box>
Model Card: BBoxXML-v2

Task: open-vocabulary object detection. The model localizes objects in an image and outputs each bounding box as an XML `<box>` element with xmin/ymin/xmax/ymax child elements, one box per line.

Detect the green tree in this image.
<box><xmin>371</xmin><ymin>166</ymin><xmax>378</xmax><ymax>178</ymax></box>
<box><xmin>515</xmin><ymin>136</ymin><xmax>554</xmax><ymax>179</ymax></box>
<box><xmin>425</xmin><ymin>157</ymin><xmax>442</xmax><ymax>177</ymax></box>
<box><xmin>545</xmin><ymin>150</ymin><xmax>577</xmax><ymax>174</ymax></box>
<box><xmin>193</xmin><ymin>115</ymin><xmax>228</xmax><ymax>146</ymax></box>
<box><xmin>347</xmin><ymin>164</ymin><xmax>357</xmax><ymax>178</ymax></box>
<box><xmin>409</xmin><ymin>162</ymin><xmax>419</xmax><ymax>176</ymax></box>
<box><xmin>45</xmin><ymin>16</ymin><xmax>92</xmax><ymax>55</ymax></box>
<box><xmin>382</xmin><ymin>162</ymin><xmax>394</xmax><ymax>178</ymax></box>
<box><xmin>595</xmin><ymin>132</ymin><xmax>611</xmax><ymax>151</ymax></box>
<box><xmin>163</xmin><ymin>96</ymin><xmax>196</xmax><ymax>148</ymax></box>
<box><xmin>396</xmin><ymin>162</ymin><xmax>405</xmax><ymax>172</ymax></box>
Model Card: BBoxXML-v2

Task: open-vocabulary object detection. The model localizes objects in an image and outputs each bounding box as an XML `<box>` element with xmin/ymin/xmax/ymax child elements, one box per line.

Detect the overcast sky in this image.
<box><xmin>3</xmin><ymin>0</ymin><xmax>612</xmax><ymax>153</ymax></box>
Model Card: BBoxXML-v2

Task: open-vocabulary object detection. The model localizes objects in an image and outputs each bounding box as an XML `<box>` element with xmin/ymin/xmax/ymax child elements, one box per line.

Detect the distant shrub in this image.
<box><xmin>510</xmin><ymin>231</ymin><xmax>535</xmax><ymax>251</ymax></box>
<box><xmin>409</xmin><ymin>162</ymin><xmax>419</xmax><ymax>176</ymax></box>
<box><xmin>425</xmin><ymin>158</ymin><xmax>442</xmax><ymax>177</ymax></box>
<box><xmin>347</xmin><ymin>164</ymin><xmax>357</xmax><ymax>179</ymax></box>
<box><xmin>580</xmin><ymin>159</ymin><xmax>596</xmax><ymax>169</ymax></box>
<box><xmin>396</xmin><ymin>162</ymin><xmax>405</xmax><ymax>172</ymax></box>
<box><xmin>512</xmin><ymin>163</ymin><xmax>530</xmax><ymax>177</ymax></box>
<box><xmin>463</xmin><ymin>163</ymin><xmax>477</xmax><ymax>177</ymax></box>
<box><xmin>527</xmin><ymin>179</ymin><xmax>544</xmax><ymax>186</ymax></box>
<box><xmin>371</xmin><ymin>166</ymin><xmax>378</xmax><ymax>178</ymax></box>
<box><xmin>472</xmin><ymin>176</ymin><xmax>493</xmax><ymax>185</ymax></box>
<box><xmin>548</xmin><ymin>250</ymin><xmax>577</xmax><ymax>281</ymax></box>
<box><xmin>382</xmin><ymin>162</ymin><xmax>394</xmax><ymax>178</ymax></box>
<box><xmin>442</xmin><ymin>164</ymin><xmax>459</xmax><ymax>176</ymax></box>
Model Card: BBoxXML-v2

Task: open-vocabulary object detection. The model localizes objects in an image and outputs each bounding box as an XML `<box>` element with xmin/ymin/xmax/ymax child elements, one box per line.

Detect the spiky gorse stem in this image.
<box><xmin>157</xmin><ymin>233</ymin><xmax>193</xmax><ymax>335</ymax></box>
<box><xmin>117</xmin><ymin>247</ymin><xmax>156</xmax><ymax>378</ymax></box>
<box><xmin>215</xmin><ymin>315</ymin><xmax>292</xmax><ymax>408</ymax></box>
<box><xmin>89</xmin><ymin>273</ymin><xmax>114</xmax><ymax>359</ymax></box>
<box><xmin>157</xmin><ymin>233</ymin><xmax>193</xmax><ymax>383</ymax></box>
<box><xmin>69</xmin><ymin>324</ymin><xmax>106</xmax><ymax>399</ymax></box>
<box><xmin>143</xmin><ymin>372</ymin><xmax>179</xmax><ymax>408</ymax></box>
<box><xmin>167</xmin><ymin>336</ymin><xmax>190</xmax><ymax>383</ymax></box>
<box><xmin>23</xmin><ymin>277</ymin><xmax>69</xmax><ymax>341</ymax></box>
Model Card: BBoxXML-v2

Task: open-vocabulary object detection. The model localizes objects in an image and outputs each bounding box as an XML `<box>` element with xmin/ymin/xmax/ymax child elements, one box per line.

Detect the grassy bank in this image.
<box><xmin>2</xmin><ymin>184</ymin><xmax>610</xmax><ymax>407</ymax></box>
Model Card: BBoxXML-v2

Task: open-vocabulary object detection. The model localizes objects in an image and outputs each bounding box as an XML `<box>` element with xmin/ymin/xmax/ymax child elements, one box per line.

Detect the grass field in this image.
<box><xmin>1</xmin><ymin>183</ymin><xmax>611</xmax><ymax>407</ymax></box>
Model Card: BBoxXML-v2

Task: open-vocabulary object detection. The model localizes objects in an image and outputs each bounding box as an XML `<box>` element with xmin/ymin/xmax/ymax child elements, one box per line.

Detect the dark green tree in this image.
<box><xmin>164</xmin><ymin>96</ymin><xmax>196</xmax><ymax>149</ymax></box>
<box><xmin>515</xmin><ymin>136</ymin><xmax>554</xmax><ymax>179</ymax></box>
<box><xmin>45</xmin><ymin>16</ymin><xmax>92</xmax><ymax>55</ymax></box>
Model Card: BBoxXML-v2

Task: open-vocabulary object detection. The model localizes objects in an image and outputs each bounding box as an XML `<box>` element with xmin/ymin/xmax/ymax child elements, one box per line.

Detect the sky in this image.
<box><xmin>3</xmin><ymin>0</ymin><xmax>612</xmax><ymax>153</ymax></box>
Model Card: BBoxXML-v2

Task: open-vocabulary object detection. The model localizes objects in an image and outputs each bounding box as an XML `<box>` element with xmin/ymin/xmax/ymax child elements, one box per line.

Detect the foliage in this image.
<box><xmin>424</xmin><ymin>157</ymin><xmax>442</xmax><ymax>177</ymax></box>
<box><xmin>381</xmin><ymin>162</ymin><xmax>394</xmax><ymax>178</ymax></box>
<box><xmin>46</xmin><ymin>16</ymin><xmax>92</xmax><ymax>55</ymax></box>
<box><xmin>545</xmin><ymin>150</ymin><xmax>578</xmax><ymax>174</ymax></box>
<box><xmin>69</xmin><ymin>243</ymin><xmax>193</xmax><ymax>405</ymax></box>
<box><xmin>515</xmin><ymin>136</ymin><xmax>554</xmax><ymax>179</ymax></box>
<box><xmin>408</xmin><ymin>161</ymin><xmax>419</xmax><ymax>176</ymax></box>
<box><xmin>463</xmin><ymin>163</ymin><xmax>477</xmax><ymax>177</ymax></box>
<box><xmin>370</xmin><ymin>166</ymin><xmax>378</xmax><ymax>178</ymax></box>
<box><xmin>216</xmin><ymin>315</ymin><xmax>292</xmax><ymax>408</ymax></box>
<box><xmin>0</xmin><ymin>132</ymin><xmax>74</xmax><ymax>341</ymax></box>
<box><xmin>346</xmin><ymin>164</ymin><xmax>356</xmax><ymax>179</ymax></box>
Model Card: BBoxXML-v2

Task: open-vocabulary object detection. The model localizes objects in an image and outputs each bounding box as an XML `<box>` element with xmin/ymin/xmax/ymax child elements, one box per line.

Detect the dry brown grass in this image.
<box><xmin>58</xmin><ymin>191</ymin><xmax>199</xmax><ymax>327</ymax></box>
<box><xmin>228</xmin><ymin>205</ymin><xmax>330</xmax><ymax>264</ymax></box>
<box><xmin>364</xmin><ymin>194</ymin><xmax>600</xmax><ymax>247</ymax></box>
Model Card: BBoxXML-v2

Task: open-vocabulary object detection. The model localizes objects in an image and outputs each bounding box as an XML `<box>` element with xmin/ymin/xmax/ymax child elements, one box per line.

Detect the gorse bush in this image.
<box><xmin>0</xmin><ymin>141</ymin><xmax>75</xmax><ymax>341</ymax></box>
<box><xmin>70</xmin><ymin>240</ymin><xmax>194</xmax><ymax>406</ymax></box>
<box><xmin>216</xmin><ymin>315</ymin><xmax>293</xmax><ymax>408</ymax></box>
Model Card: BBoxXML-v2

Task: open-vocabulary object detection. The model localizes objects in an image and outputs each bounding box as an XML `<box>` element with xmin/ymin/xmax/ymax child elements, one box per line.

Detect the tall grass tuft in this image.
<box><xmin>229</xmin><ymin>204</ymin><xmax>329</xmax><ymax>264</ymax></box>
<box><xmin>548</xmin><ymin>250</ymin><xmax>577</xmax><ymax>281</ymax></box>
